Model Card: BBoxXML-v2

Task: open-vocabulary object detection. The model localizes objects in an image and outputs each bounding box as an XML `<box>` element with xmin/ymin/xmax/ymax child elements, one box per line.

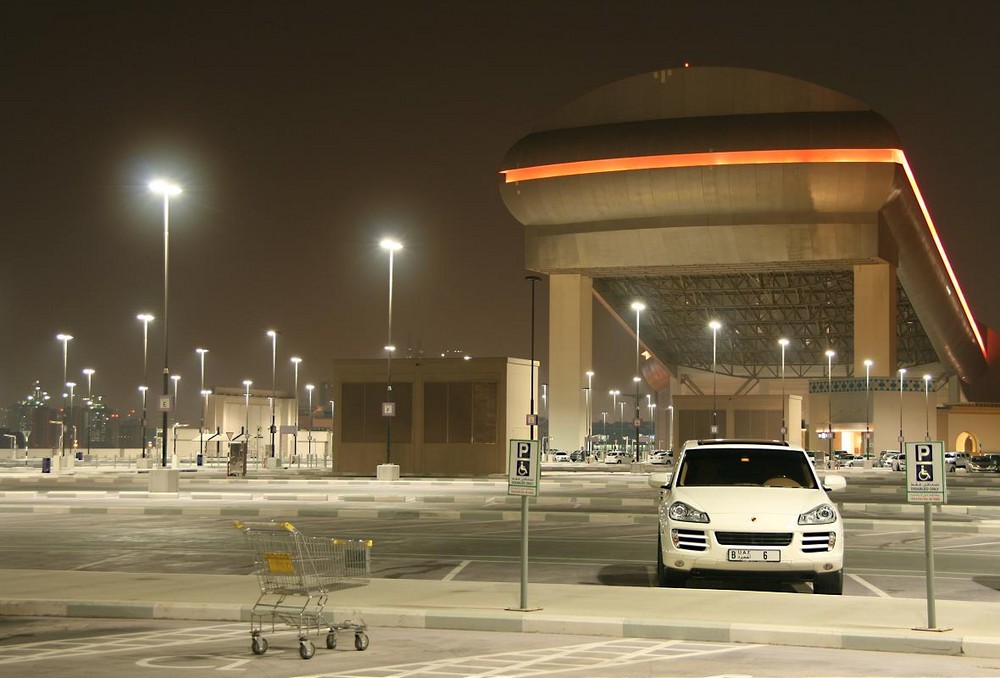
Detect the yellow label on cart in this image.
<box><xmin>264</xmin><ymin>551</ymin><xmax>295</xmax><ymax>574</ymax></box>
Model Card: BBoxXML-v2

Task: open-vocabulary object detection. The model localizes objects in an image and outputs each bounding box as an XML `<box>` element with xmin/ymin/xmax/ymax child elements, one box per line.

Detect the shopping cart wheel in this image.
<box><xmin>326</xmin><ymin>632</ymin><xmax>337</xmax><ymax>649</ymax></box>
<box><xmin>354</xmin><ymin>632</ymin><xmax>369</xmax><ymax>651</ymax></box>
<box><xmin>299</xmin><ymin>640</ymin><xmax>316</xmax><ymax>660</ymax></box>
<box><xmin>251</xmin><ymin>636</ymin><xmax>268</xmax><ymax>655</ymax></box>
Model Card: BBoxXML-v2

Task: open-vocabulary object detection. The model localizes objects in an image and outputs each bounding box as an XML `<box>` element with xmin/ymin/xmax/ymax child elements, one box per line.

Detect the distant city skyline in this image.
<box><xmin>3</xmin><ymin>2</ymin><xmax>999</xmax><ymax>424</ymax></box>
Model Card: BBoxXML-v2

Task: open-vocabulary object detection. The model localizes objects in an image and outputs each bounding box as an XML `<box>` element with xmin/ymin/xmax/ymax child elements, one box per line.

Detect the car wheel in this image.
<box><xmin>656</xmin><ymin>534</ymin><xmax>687</xmax><ymax>588</ymax></box>
<box><xmin>813</xmin><ymin>570</ymin><xmax>843</xmax><ymax>595</ymax></box>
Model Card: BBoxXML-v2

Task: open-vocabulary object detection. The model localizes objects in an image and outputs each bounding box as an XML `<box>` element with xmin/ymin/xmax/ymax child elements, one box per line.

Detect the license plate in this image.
<box><xmin>727</xmin><ymin>548</ymin><xmax>780</xmax><ymax>562</ymax></box>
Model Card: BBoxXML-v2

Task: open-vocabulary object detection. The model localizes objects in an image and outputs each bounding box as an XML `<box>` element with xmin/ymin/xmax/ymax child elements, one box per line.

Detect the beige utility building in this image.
<box><xmin>499</xmin><ymin>66</ymin><xmax>1000</xmax><ymax>457</ymax></box>
<box><xmin>327</xmin><ymin>357</ymin><xmax>535</xmax><ymax>475</ymax></box>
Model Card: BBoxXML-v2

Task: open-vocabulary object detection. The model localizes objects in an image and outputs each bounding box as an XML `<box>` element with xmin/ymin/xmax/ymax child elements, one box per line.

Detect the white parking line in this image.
<box><xmin>442</xmin><ymin>560</ymin><xmax>470</xmax><ymax>581</ymax></box>
<box><xmin>935</xmin><ymin>540</ymin><xmax>1000</xmax><ymax>550</ymax></box>
<box><xmin>0</xmin><ymin>623</ymin><xmax>248</xmax><ymax>664</ymax></box>
<box><xmin>303</xmin><ymin>638</ymin><xmax>758</xmax><ymax>678</ymax></box>
<box><xmin>847</xmin><ymin>572</ymin><xmax>892</xmax><ymax>598</ymax></box>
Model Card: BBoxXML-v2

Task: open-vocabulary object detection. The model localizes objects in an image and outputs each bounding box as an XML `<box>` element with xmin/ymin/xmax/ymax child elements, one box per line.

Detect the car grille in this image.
<box><xmin>801</xmin><ymin>531</ymin><xmax>835</xmax><ymax>553</ymax></box>
<box><xmin>715</xmin><ymin>532</ymin><xmax>793</xmax><ymax>546</ymax></box>
<box><xmin>672</xmin><ymin>529</ymin><xmax>708</xmax><ymax>551</ymax></box>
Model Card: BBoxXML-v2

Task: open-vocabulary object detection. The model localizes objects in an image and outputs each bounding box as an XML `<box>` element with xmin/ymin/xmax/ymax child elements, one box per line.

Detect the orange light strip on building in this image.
<box><xmin>502</xmin><ymin>147</ymin><xmax>986</xmax><ymax>357</ymax></box>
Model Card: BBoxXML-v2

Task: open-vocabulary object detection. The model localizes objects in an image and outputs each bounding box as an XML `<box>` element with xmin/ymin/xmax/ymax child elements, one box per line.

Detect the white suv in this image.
<box><xmin>650</xmin><ymin>439</ymin><xmax>847</xmax><ymax>594</ymax></box>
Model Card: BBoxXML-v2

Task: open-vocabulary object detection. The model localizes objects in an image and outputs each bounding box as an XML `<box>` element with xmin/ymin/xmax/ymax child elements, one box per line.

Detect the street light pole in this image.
<box><xmin>667</xmin><ymin>405</ymin><xmax>674</xmax><ymax>452</ymax></box>
<box><xmin>898</xmin><ymin>368</ymin><xmax>907</xmax><ymax>449</ymax></box>
<box><xmin>242</xmin><ymin>380</ymin><xmax>253</xmax><ymax>452</ymax></box>
<box><xmin>609</xmin><ymin>390</ymin><xmax>619</xmax><ymax>449</ymax></box>
<box><xmin>171</xmin><ymin>374</ymin><xmax>180</xmax><ymax>459</ymax></box>
<box><xmin>923</xmin><ymin>374</ymin><xmax>932</xmax><ymax>442</ymax></box>
<box><xmin>196</xmin><ymin>348</ymin><xmax>208</xmax><ymax>461</ymax></box>
<box><xmin>864</xmin><ymin>359</ymin><xmax>873</xmax><ymax>459</ymax></box>
<box><xmin>66</xmin><ymin>381</ymin><xmax>76</xmax><ymax>452</ymax></box>
<box><xmin>137</xmin><ymin>314</ymin><xmax>154</xmax><ymax>456</ymax></box>
<box><xmin>826</xmin><ymin>350</ymin><xmax>835</xmax><ymax>463</ymax></box>
<box><xmin>291</xmin><ymin>356</ymin><xmax>302</xmax><ymax>462</ymax></box>
<box><xmin>709</xmin><ymin>320</ymin><xmax>721</xmax><ymax>438</ymax></box>
<box><xmin>631</xmin><ymin>301</ymin><xmax>645</xmax><ymax>462</ymax></box>
<box><xmin>56</xmin><ymin>333</ymin><xmax>72</xmax><ymax>457</ymax></box>
<box><xmin>83</xmin><ymin>368</ymin><xmax>94</xmax><ymax>455</ymax></box>
<box><xmin>380</xmin><ymin>238</ymin><xmax>403</xmax><ymax>466</ymax></box>
<box><xmin>149</xmin><ymin>179</ymin><xmax>181</xmax><ymax>468</ymax></box>
<box><xmin>585</xmin><ymin>371</ymin><xmax>594</xmax><ymax>460</ymax></box>
<box><xmin>778</xmin><ymin>338</ymin><xmax>789</xmax><ymax>442</ymax></box>
<box><xmin>267</xmin><ymin>330</ymin><xmax>277</xmax><ymax>460</ymax></box>
<box><xmin>305</xmin><ymin>384</ymin><xmax>315</xmax><ymax>462</ymax></box>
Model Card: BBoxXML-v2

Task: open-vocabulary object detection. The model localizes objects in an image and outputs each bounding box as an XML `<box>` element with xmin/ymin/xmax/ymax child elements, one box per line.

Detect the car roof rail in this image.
<box><xmin>693</xmin><ymin>438</ymin><xmax>790</xmax><ymax>447</ymax></box>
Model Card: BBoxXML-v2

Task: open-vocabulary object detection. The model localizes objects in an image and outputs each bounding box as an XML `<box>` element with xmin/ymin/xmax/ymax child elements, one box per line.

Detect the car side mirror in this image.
<box><xmin>823</xmin><ymin>474</ymin><xmax>847</xmax><ymax>492</ymax></box>
<box><xmin>648</xmin><ymin>471</ymin><xmax>672</xmax><ymax>489</ymax></box>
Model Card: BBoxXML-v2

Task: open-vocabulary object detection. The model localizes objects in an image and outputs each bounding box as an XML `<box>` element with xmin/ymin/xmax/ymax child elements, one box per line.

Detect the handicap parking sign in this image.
<box><xmin>905</xmin><ymin>441</ymin><xmax>946</xmax><ymax>504</ymax></box>
<box><xmin>508</xmin><ymin>440</ymin><xmax>539</xmax><ymax>497</ymax></box>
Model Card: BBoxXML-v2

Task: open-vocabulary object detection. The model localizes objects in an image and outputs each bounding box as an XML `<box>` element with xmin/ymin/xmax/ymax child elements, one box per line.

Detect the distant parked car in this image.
<box><xmin>605</xmin><ymin>450</ymin><xmax>628</xmax><ymax>464</ymax></box>
<box><xmin>967</xmin><ymin>454</ymin><xmax>1000</xmax><ymax>473</ymax></box>
<box><xmin>890</xmin><ymin>454</ymin><xmax>906</xmax><ymax>472</ymax></box>
<box><xmin>649</xmin><ymin>450</ymin><xmax>671</xmax><ymax>465</ymax></box>
<box><xmin>944</xmin><ymin>452</ymin><xmax>970</xmax><ymax>471</ymax></box>
<box><xmin>551</xmin><ymin>450</ymin><xmax>571</xmax><ymax>462</ymax></box>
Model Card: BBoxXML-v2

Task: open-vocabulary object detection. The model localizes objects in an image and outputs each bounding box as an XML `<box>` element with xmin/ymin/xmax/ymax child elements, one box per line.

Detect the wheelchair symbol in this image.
<box><xmin>916</xmin><ymin>464</ymin><xmax>933</xmax><ymax>482</ymax></box>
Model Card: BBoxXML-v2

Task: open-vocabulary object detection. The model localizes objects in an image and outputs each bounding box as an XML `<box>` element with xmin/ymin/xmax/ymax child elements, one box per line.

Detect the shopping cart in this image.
<box><xmin>233</xmin><ymin>520</ymin><xmax>373</xmax><ymax>659</ymax></box>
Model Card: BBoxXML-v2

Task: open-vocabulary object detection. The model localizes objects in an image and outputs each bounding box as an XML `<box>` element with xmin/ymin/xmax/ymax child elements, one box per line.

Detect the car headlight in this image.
<box><xmin>798</xmin><ymin>503</ymin><xmax>838</xmax><ymax>525</ymax></box>
<box><xmin>667</xmin><ymin>501</ymin><xmax>710</xmax><ymax>523</ymax></box>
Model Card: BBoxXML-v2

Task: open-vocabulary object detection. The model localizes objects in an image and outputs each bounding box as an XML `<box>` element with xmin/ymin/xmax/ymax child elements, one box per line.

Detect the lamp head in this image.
<box><xmin>290</xmin><ymin>356</ymin><xmax>302</xmax><ymax>365</ymax></box>
<box><xmin>708</xmin><ymin>320</ymin><xmax>721</xmax><ymax>331</ymax></box>
<box><xmin>136</xmin><ymin>314</ymin><xmax>154</xmax><ymax>324</ymax></box>
<box><xmin>148</xmin><ymin>179</ymin><xmax>182</xmax><ymax>196</ymax></box>
<box><xmin>196</xmin><ymin>347</ymin><xmax>208</xmax><ymax>355</ymax></box>
<box><xmin>631</xmin><ymin>301</ymin><xmax>646</xmax><ymax>313</ymax></box>
<box><xmin>82</xmin><ymin>368</ymin><xmax>95</xmax><ymax>376</ymax></box>
<box><xmin>825</xmin><ymin>349</ymin><xmax>835</xmax><ymax>359</ymax></box>
<box><xmin>778</xmin><ymin>338</ymin><xmax>789</xmax><ymax>347</ymax></box>
<box><xmin>56</xmin><ymin>333</ymin><xmax>73</xmax><ymax>342</ymax></box>
<box><xmin>380</xmin><ymin>238</ymin><xmax>403</xmax><ymax>252</ymax></box>
<box><xmin>864</xmin><ymin>359</ymin><xmax>873</xmax><ymax>367</ymax></box>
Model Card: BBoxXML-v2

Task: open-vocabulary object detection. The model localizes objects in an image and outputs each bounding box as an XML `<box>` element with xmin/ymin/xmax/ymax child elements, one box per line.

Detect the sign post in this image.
<box><xmin>507</xmin><ymin>438</ymin><xmax>540</xmax><ymax>612</ymax></box>
<box><xmin>905</xmin><ymin>440</ymin><xmax>950</xmax><ymax>632</ymax></box>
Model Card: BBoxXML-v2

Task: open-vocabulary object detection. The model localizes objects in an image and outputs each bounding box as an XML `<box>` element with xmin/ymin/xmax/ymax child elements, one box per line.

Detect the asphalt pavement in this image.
<box><xmin>1</xmin><ymin>463</ymin><xmax>999</xmax><ymax>659</ymax></box>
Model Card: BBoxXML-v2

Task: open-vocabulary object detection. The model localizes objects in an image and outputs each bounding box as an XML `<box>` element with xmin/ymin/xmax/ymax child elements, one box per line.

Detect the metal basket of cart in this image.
<box><xmin>233</xmin><ymin>520</ymin><xmax>373</xmax><ymax>659</ymax></box>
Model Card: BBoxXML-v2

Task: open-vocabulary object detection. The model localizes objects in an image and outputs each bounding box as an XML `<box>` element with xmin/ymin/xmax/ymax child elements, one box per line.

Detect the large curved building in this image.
<box><xmin>500</xmin><ymin>66</ymin><xmax>999</xmax><ymax>454</ymax></box>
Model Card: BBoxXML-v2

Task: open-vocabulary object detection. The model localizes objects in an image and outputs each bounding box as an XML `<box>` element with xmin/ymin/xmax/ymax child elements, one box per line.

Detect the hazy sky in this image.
<box><xmin>3</xmin><ymin>1</ymin><xmax>999</xmax><ymax>423</ymax></box>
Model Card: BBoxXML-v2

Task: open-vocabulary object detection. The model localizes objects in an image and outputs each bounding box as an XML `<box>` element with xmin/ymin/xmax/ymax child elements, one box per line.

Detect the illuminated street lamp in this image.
<box><xmin>609</xmin><ymin>390</ymin><xmax>620</xmax><ymax>449</ymax></box>
<box><xmin>196</xmin><ymin>348</ymin><xmax>208</xmax><ymax>460</ymax></box>
<box><xmin>898</xmin><ymin>368</ymin><xmax>907</xmax><ymax>447</ymax></box>
<box><xmin>380</xmin><ymin>237</ymin><xmax>403</xmax><ymax>465</ymax></box>
<box><xmin>171</xmin><ymin>374</ymin><xmax>181</xmax><ymax>458</ymax></box>
<box><xmin>242</xmin><ymin>380</ymin><xmax>253</xmax><ymax>451</ymax></box>
<box><xmin>709</xmin><ymin>320</ymin><xmax>721</xmax><ymax>437</ymax></box>
<box><xmin>291</xmin><ymin>356</ymin><xmax>302</xmax><ymax>461</ymax></box>
<box><xmin>66</xmin><ymin>381</ymin><xmax>76</xmax><ymax>451</ymax></box>
<box><xmin>923</xmin><ymin>374</ymin><xmax>932</xmax><ymax>442</ymax></box>
<box><xmin>825</xmin><ymin>350</ymin><xmax>835</xmax><ymax>462</ymax></box>
<box><xmin>631</xmin><ymin>301</ymin><xmax>645</xmax><ymax>461</ymax></box>
<box><xmin>864</xmin><ymin>359</ymin><xmax>874</xmax><ymax>459</ymax></box>
<box><xmin>149</xmin><ymin>178</ymin><xmax>181</xmax><ymax>468</ymax></box>
<box><xmin>667</xmin><ymin>405</ymin><xmax>674</xmax><ymax>452</ymax></box>
<box><xmin>138</xmin><ymin>386</ymin><xmax>148</xmax><ymax>450</ymax></box>
<box><xmin>585</xmin><ymin>371</ymin><xmax>594</xmax><ymax>459</ymax></box>
<box><xmin>82</xmin><ymin>368</ymin><xmax>95</xmax><ymax>454</ymax></box>
<box><xmin>266</xmin><ymin>330</ymin><xmax>278</xmax><ymax>459</ymax></box>
<box><xmin>778</xmin><ymin>338</ymin><xmax>789</xmax><ymax>442</ymax></box>
<box><xmin>305</xmin><ymin>384</ymin><xmax>315</xmax><ymax>460</ymax></box>
<box><xmin>137</xmin><ymin>314</ymin><xmax>154</xmax><ymax>457</ymax></box>
<box><xmin>56</xmin><ymin>333</ymin><xmax>73</xmax><ymax>457</ymax></box>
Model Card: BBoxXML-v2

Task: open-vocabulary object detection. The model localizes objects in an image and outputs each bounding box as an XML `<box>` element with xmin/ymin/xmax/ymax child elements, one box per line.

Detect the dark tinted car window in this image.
<box><xmin>678</xmin><ymin>448</ymin><xmax>817</xmax><ymax>489</ymax></box>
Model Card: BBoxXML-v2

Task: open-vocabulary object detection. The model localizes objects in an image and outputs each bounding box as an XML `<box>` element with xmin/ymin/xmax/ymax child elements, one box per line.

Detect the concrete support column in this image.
<box><xmin>548</xmin><ymin>274</ymin><xmax>593</xmax><ymax>453</ymax></box>
<box><xmin>854</xmin><ymin>263</ymin><xmax>897</xmax><ymax>376</ymax></box>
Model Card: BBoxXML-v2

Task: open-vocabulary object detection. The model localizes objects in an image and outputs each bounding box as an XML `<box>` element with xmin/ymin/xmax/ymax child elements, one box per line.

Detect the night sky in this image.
<box><xmin>3</xmin><ymin>1</ymin><xmax>999</xmax><ymax>424</ymax></box>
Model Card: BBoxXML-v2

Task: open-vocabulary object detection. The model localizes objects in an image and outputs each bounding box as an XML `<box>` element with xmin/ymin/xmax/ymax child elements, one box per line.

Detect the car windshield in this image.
<box><xmin>677</xmin><ymin>448</ymin><xmax>818</xmax><ymax>489</ymax></box>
